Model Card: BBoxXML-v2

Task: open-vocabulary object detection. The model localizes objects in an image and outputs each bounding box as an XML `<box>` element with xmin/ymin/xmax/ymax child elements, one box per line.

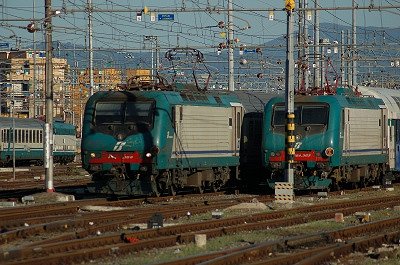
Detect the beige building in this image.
<box><xmin>0</xmin><ymin>50</ymin><xmax>152</xmax><ymax>136</ymax></box>
<box><xmin>0</xmin><ymin>50</ymin><xmax>69</xmax><ymax>119</ymax></box>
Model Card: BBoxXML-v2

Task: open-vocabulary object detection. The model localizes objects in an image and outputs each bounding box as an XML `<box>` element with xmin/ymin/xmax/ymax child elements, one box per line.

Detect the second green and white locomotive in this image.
<box><xmin>262</xmin><ymin>87</ymin><xmax>392</xmax><ymax>190</ymax></box>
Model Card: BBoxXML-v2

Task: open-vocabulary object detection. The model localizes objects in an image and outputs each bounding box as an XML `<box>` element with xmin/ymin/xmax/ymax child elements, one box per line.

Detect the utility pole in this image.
<box><xmin>313</xmin><ymin>0</ymin><xmax>320</xmax><ymax>88</ymax></box>
<box><xmin>88</xmin><ymin>0</ymin><xmax>94</xmax><ymax>96</ymax></box>
<box><xmin>227</xmin><ymin>0</ymin><xmax>234</xmax><ymax>91</ymax></box>
<box><xmin>44</xmin><ymin>0</ymin><xmax>54</xmax><ymax>192</ymax></box>
<box><xmin>340</xmin><ymin>30</ymin><xmax>345</xmax><ymax>86</ymax></box>
<box><xmin>352</xmin><ymin>0</ymin><xmax>357</xmax><ymax>87</ymax></box>
<box><xmin>33</xmin><ymin>0</ymin><xmax>37</xmax><ymax>118</ymax></box>
<box><xmin>297</xmin><ymin>0</ymin><xmax>303</xmax><ymax>91</ymax></box>
<box><xmin>347</xmin><ymin>30</ymin><xmax>352</xmax><ymax>86</ymax></box>
<box><xmin>285</xmin><ymin>0</ymin><xmax>295</xmax><ymax>185</ymax></box>
<box><xmin>275</xmin><ymin>0</ymin><xmax>296</xmax><ymax>203</ymax></box>
<box><xmin>303</xmin><ymin>0</ymin><xmax>309</xmax><ymax>90</ymax></box>
<box><xmin>144</xmin><ymin>36</ymin><xmax>159</xmax><ymax>78</ymax></box>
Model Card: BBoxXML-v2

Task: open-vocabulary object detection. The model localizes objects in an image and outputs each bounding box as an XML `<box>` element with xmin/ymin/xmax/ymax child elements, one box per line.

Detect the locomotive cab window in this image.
<box><xmin>272</xmin><ymin>106</ymin><xmax>300</xmax><ymax>126</ymax></box>
<box><xmin>94</xmin><ymin>101</ymin><xmax>155</xmax><ymax>128</ymax></box>
<box><xmin>272</xmin><ymin>103</ymin><xmax>329</xmax><ymax>133</ymax></box>
<box><xmin>95</xmin><ymin>102</ymin><xmax>124</xmax><ymax>124</ymax></box>
<box><xmin>125</xmin><ymin>101</ymin><xmax>154</xmax><ymax>126</ymax></box>
<box><xmin>301</xmin><ymin>105</ymin><xmax>328</xmax><ymax>125</ymax></box>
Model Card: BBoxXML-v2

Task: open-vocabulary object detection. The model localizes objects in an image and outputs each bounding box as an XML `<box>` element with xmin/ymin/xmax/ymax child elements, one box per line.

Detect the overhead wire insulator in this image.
<box><xmin>27</xmin><ymin>22</ymin><xmax>36</xmax><ymax>33</ymax></box>
<box><xmin>268</xmin><ymin>10</ymin><xmax>274</xmax><ymax>21</ymax></box>
<box><xmin>306</xmin><ymin>11</ymin><xmax>312</xmax><ymax>20</ymax></box>
<box><xmin>239</xmin><ymin>58</ymin><xmax>247</xmax><ymax>65</ymax></box>
<box><xmin>136</xmin><ymin>12</ymin><xmax>142</xmax><ymax>21</ymax></box>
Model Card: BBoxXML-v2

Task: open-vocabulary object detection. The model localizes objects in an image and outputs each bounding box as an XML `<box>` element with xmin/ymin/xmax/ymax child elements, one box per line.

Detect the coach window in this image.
<box><xmin>29</xmin><ymin>130</ymin><xmax>32</xmax><ymax>143</ymax></box>
<box><xmin>39</xmin><ymin>130</ymin><xmax>43</xmax><ymax>143</ymax></box>
<box><xmin>22</xmin><ymin>129</ymin><xmax>25</xmax><ymax>143</ymax></box>
<box><xmin>26</xmin><ymin>130</ymin><xmax>29</xmax><ymax>143</ymax></box>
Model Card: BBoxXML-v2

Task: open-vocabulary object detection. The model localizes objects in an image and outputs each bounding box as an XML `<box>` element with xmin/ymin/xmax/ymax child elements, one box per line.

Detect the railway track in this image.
<box><xmin>0</xmin><ymin>193</ymin><xmax>269</xmax><ymax>244</ymax></box>
<box><xmin>1</xmin><ymin>194</ymin><xmax>400</xmax><ymax>264</ymax></box>
<box><xmin>163</xmin><ymin>218</ymin><xmax>400</xmax><ymax>265</ymax></box>
<box><xmin>0</xmin><ymin>163</ymin><xmax>84</xmax><ymax>180</ymax></box>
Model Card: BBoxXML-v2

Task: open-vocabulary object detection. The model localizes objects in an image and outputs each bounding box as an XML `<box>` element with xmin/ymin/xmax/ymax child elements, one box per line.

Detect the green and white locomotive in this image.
<box><xmin>262</xmin><ymin>87</ymin><xmax>396</xmax><ymax>190</ymax></box>
<box><xmin>81</xmin><ymin>84</ymin><xmax>244</xmax><ymax>196</ymax></box>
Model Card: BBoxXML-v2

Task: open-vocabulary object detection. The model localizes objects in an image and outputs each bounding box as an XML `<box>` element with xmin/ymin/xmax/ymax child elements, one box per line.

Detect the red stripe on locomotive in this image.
<box><xmin>269</xmin><ymin>150</ymin><xmax>329</xmax><ymax>162</ymax></box>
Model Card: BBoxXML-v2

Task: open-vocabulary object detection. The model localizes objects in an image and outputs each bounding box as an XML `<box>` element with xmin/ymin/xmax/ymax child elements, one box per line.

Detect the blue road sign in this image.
<box><xmin>158</xmin><ymin>14</ymin><xmax>174</xmax><ymax>21</ymax></box>
<box><xmin>244</xmin><ymin>49</ymin><xmax>256</xmax><ymax>54</ymax></box>
<box><xmin>0</xmin><ymin>43</ymin><xmax>9</xmax><ymax>48</ymax></box>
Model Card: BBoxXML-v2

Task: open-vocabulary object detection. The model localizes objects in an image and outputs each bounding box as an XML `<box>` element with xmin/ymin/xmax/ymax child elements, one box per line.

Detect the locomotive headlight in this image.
<box><xmin>145</xmin><ymin>152</ymin><xmax>152</xmax><ymax>158</ymax></box>
<box><xmin>90</xmin><ymin>153</ymin><xmax>96</xmax><ymax>158</ymax></box>
<box><xmin>324</xmin><ymin>147</ymin><xmax>334</xmax><ymax>157</ymax></box>
<box><xmin>270</xmin><ymin>151</ymin><xmax>280</xmax><ymax>157</ymax></box>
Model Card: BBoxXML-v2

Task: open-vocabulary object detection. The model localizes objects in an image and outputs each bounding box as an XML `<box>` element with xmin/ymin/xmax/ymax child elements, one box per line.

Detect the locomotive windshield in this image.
<box><xmin>272</xmin><ymin>103</ymin><xmax>329</xmax><ymax>127</ymax></box>
<box><xmin>95</xmin><ymin>101</ymin><xmax>154</xmax><ymax>126</ymax></box>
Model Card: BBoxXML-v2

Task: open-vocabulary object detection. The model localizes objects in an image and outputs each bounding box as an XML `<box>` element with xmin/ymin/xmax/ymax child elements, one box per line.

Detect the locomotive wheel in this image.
<box><xmin>330</xmin><ymin>180</ymin><xmax>340</xmax><ymax>191</ymax></box>
<box><xmin>169</xmin><ymin>185</ymin><xmax>177</xmax><ymax>196</ymax></box>
<box><xmin>150</xmin><ymin>176</ymin><xmax>161</xmax><ymax>197</ymax></box>
<box><xmin>359</xmin><ymin>178</ymin><xmax>366</xmax><ymax>189</ymax></box>
<box><xmin>152</xmin><ymin>189</ymin><xmax>161</xmax><ymax>197</ymax></box>
<box><xmin>197</xmin><ymin>186</ymin><xmax>204</xmax><ymax>194</ymax></box>
<box><xmin>211</xmin><ymin>183</ymin><xmax>219</xmax><ymax>192</ymax></box>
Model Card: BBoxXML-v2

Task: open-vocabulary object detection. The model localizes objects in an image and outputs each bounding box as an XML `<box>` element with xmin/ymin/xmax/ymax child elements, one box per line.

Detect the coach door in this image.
<box><xmin>232</xmin><ymin>104</ymin><xmax>243</xmax><ymax>156</ymax></box>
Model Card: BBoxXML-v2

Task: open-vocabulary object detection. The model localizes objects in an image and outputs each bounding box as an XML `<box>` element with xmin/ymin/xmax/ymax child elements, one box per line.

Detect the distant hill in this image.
<box><xmin>22</xmin><ymin>22</ymin><xmax>400</xmax><ymax>86</ymax></box>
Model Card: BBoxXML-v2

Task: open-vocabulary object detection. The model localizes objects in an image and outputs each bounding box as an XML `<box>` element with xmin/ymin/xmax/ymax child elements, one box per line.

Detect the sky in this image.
<box><xmin>0</xmin><ymin>0</ymin><xmax>399</xmax><ymax>52</ymax></box>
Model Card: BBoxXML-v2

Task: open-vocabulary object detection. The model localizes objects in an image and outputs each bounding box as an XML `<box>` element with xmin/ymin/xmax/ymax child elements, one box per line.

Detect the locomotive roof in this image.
<box><xmin>89</xmin><ymin>89</ymin><xmax>282</xmax><ymax>113</ymax></box>
<box><xmin>357</xmin><ymin>86</ymin><xmax>400</xmax><ymax>118</ymax></box>
<box><xmin>0</xmin><ymin>117</ymin><xmax>44</xmax><ymax>129</ymax></box>
<box><xmin>266</xmin><ymin>88</ymin><xmax>384</xmax><ymax>110</ymax></box>
<box><xmin>233</xmin><ymin>90</ymin><xmax>282</xmax><ymax>113</ymax></box>
<box><xmin>0</xmin><ymin>117</ymin><xmax>76</xmax><ymax>135</ymax></box>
